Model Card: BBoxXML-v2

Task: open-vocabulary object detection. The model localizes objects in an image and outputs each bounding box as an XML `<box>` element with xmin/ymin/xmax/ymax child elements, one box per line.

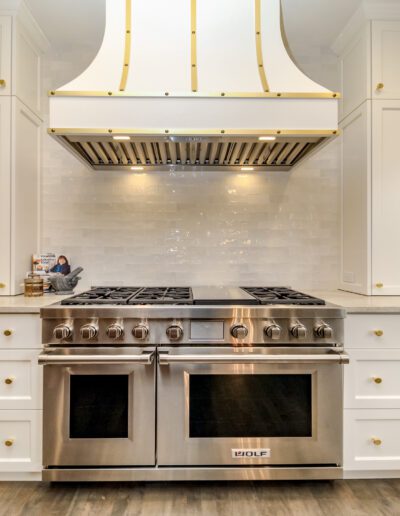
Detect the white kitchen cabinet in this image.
<box><xmin>0</xmin><ymin>16</ymin><xmax>11</xmax><ymax>96</ymax></box>
<box><xmin>340</xmin><ymin>102</ymin><xmax>371</xmax><ymax>294</ymax></box>
<box><xmin>0</xmin><ymin>4</ymin><xmax>47</xmax><ymax>296</ymax></box>
<box><xmin>344</xmin><ymin>409</ymin><xmax>400</xmax><ymax>471</ymax></box>
<box><xmin>338</xmin><ymin>16</ymin><xmax>400</xmax><ymax>295</ymax></box>
<box><xmin>345</xmin><ymin>313</ymin><xmax>400</xmax><ymax>349</ymax></box>
<box><xmin>371</xmin><ymin>101</ymin><xmax>400</xmax><ymax>294</ymax></box>
<box><xmin>0</xmin><ymin>314</ymin><xmax>41</xmax><ymax>349</ymax></box>
<box><xmin>372</xmin><ymin>21</ymin><xmax>400</xmax><ymax>100</ymax></box>
<box><xmin>0</xmin><ymin>349</ymin><xmax>42</xmax><ymax>410</ymax></box>
<box><xmin>0</xmin><ymin>409</ymin><xmax>41</xmax><ymax>472</ymax></box>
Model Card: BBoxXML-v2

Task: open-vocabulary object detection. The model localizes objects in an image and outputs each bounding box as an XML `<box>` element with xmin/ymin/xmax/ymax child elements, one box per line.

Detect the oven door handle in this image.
<box><xmin>158</xmin><ymin>352</ymin><xmax>349</xmax><ymax>365</ymax></box>
<box><xmin>38</xmin><ymin>351</ymin><xmax>155</xmax><ymax>365</ymax></box>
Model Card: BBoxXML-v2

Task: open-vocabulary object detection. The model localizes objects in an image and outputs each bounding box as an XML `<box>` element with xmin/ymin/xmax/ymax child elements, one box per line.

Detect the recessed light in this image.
<box><xmin>258</xmin><ymin>136</ymin><xmax>276</xmax><ymax>141</ymax></box>
<box><xmin>113</xmin><ymin>136</ymin><xmax>131</xmax><ymax>141</ymax></box>
<box><xmin>240</xmin><ymin>167</ymin><xmax>254</xmax><ymax>171</ymax></box>
<box><xmin>131</xmin><ymin>166</ymin><xmax>144</xmax><ymax>171</ymax></box>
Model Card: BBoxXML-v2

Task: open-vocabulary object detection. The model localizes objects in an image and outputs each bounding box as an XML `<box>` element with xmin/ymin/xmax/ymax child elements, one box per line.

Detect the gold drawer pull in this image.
<box><xmin>4</xmin><ymin>439</ymin><xmax>14</xmax><ymax>447</ymax></box>
<box><xmin>0</xmin><ymin>283</ymin><xmax>6</xmax><ymax>289</ymax></box>
<box><xmin>375</xmin><ymin>283</ymin><xmax>384</xmax><ymax>288</ymax></box>
<box><xmin>372</xmin><ymin>438</ymin><xmax>382</xmax><ymax>446</ymax></box>
<box><xmin>0</xmin><ymin>80</ymin><xmax>5</xmax><ymax>88</ymax></box>
<box><xmin>3</xmin><ymin>330</ymin><xmax>13</xmax><ymax>337</ymax></box>
<box><xmin>376</xmin><ymin>83</ymin><xmax>384</xmax><ymax>91</ymax></box>
<box><xmin>372</xmin><ymin>377</ymin><xmax>383</xmax><ymax>384</ymax></box>
<box><xmin>374</xmin><ymin>330</ymin><xmax>384</xmax><ymax>337</ymax></box>
<box><xmin>4</xmin><ymin>377</ymin><xmax>14</xmax><ymax>385</ymax></box>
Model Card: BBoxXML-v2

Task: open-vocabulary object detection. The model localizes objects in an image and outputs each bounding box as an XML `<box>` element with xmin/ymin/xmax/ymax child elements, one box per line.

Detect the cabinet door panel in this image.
<box><xmin>10</xmin><ymin>99</ymin><xmax>41</xmax><ymax>296</ymax></box>
<box><xmin>0</xmin><ymin>16</ymin><xmax>11</xmax><ymax>96</ymax></box>
<box><xmin>372</xmin><ymin>101</ymin><xmax>400</xmax><ymax>294</ymax></box>
<box><xmin>340</xmin><ymin>102</ymin><xmax>371</xmax><ymax>295</ymax></box>
<box><xmin>0</xmin><ymin>97</ymin><xmax>11</xmax><ymax>296</ymax></box>
<box><xmin>372</xmin><ymin>21</ymin><xmax>400</xmax><ymax>100</ymax></box>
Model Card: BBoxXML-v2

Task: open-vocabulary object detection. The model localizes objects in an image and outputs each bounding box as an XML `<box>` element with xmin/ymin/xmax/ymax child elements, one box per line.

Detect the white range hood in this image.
<box><xmin>49</xmin><ymin>0</ymin><xmax>340</xmax><ymax>172</ymax></box>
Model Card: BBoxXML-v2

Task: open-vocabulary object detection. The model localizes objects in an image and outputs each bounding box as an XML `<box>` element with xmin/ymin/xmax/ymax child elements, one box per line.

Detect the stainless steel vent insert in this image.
<box><xmin>49</xmin><ymin>130</ymin><xmax>337</xmax><ymax>172</ymax></box>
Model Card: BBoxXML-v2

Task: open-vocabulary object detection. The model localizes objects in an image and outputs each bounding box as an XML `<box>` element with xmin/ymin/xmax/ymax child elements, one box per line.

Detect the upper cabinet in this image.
<box><xmin>0</xmin><ymin>16</ymin><xmax>12</xmax><ymax>96</ymax></box>
<box><xmin>0</xmin><ymin>4</ymin><xmax>47</xmax><ymax>296</ymax></box>
<box><xmin>340</xmin><ymin>20</ymin><xmax>400</xmax><ymax>121</ymax></box>
<box><xmin>372</xmin><ymin>21</ymin><xmax>400</xmax><ymax>100</ymax></box>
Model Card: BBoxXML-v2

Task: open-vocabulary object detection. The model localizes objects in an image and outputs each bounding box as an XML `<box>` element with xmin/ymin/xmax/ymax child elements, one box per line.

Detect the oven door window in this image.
<box><xmin>69</xmin><ymin>375</ymin><xmax>129</xmax><ymax>439</ymax></box>
<box><xmin>189</xmin><ymin>374</ymin><xmax>312</xmax><ymax>438</ymax></box>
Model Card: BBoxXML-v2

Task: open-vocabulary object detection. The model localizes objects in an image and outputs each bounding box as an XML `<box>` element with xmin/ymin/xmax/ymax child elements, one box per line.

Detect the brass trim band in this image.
<box><xmin>255</xmin><ymin>0</ymin><xmax>270</xmax><ymax>93</ymax></box>
<box><xmin>119</xmin><ymin>0</ymin><xmax>132</xmax><ymax>92</ymax></box>
<box><xmin>191</xmin><ymin>0</ymin><xmax>198</xmax><ymax>92</ymax></box>
<box><xmin>49</xmin><ymin>128</ymin><xmax>339</xmax><ymax>137</ymax></box>
<box><xmin>49</xmin><ymin>90</ymin><xmax>340</xmax><ymax>99</ymax></box>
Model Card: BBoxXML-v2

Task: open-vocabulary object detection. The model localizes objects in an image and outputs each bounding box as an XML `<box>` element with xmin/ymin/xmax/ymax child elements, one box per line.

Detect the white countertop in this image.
<box><xmin>0</xmin><ymin>294</ymin><xmax>69</xmax><ymax>314</ymax></box>
<box><xmin>307</xmin><ymin>290</ymin><xmax>400</xmax><ymax>314</ymax></box>
<box><xmin>1</xmin><ymin>289</ymin><xmax>400</xmax><ymax>314</ymax></box>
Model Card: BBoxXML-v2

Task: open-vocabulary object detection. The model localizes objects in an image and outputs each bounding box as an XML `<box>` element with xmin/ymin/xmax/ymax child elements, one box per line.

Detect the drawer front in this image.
<box><xmin>0</xmin><ymin>350</ymin><xmax>42</xmax><ymax>409</ymax></box>
<box><xmin>0</xmin><ymin>410</ymin><xmax>42</xmax><ymax>472</ymax></box>
<box><xmin>0</xmin><ymin>315</ymin><xmax>41</xmax><ymax>349</ymax></box>
<box><xmin>345</xmin><ymin>349</ymin><xmax>400</xmax><ymax>409</ymax></box>
<box><xmin>344</xmin><ymin>409</ymin><xmax>400</xmax><ymax>470</ymax></box>
<box><xmin>345</xmin><ymin>315</ymin><xmax>400</xmax><ymax>349</ymax></box>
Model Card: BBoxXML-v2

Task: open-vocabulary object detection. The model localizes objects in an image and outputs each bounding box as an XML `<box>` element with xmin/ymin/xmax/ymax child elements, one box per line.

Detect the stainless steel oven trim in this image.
<box><xmin>42</xmin><ymin>347</ymin><xmax>156</xmax><ymax>467</ymax></box>
<box><xmin>157</xmin><ymin>346</ymin><xmax>343</xmax><ymax>467</ymax></box>
<box><xmin>39</xmin><ymin>350</ymin><xmax>155</xmax><ymax>365</ymax></box>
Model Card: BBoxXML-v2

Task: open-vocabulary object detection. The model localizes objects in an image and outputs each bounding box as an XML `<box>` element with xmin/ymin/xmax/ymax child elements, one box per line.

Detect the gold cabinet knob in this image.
<box><xmin>4</xmin><ymin>439</ymin><xmax>14</xmax><ymax>447</ymax></box>
<box><xmin>374</xmin><ymin>330</ymin><xmax>384</xmax><ymax>337</ymax></box>
<box><xmin>376</xmin><ymin>83</ymin><xmax>384</xmax><ymax>90</ymax></box>
<box><xmin>376</xmin><ymin>283</ymin><xmax>384</xmax><ymax>288</ymax></box>
<box><xmin>0</xmin><ymin>283</ymin><xmax>6</xmax><ymax>289</ymax></box>
<box><xmin>372</xmin><ymin>377</ymin><xmax>383</xmax><ymax>384</ymax></box>
<box><xmin>4</xmin><ymin>377</ymin><xmax>14</xmax><ymax>385</ymax></box>
<box><xmin>3</xmin><ymin>330</ymin><xmax>13</xmax><ymax>337</ymax></box>
<box><xmin>0</xmin><ymin>80</ymin><xmax>5</xmax><ymax>88</ymax></box>
<box><xmin>372</xmin><ymin>438</ymin><xmax>382</xmax><ymax>446</ymax></box>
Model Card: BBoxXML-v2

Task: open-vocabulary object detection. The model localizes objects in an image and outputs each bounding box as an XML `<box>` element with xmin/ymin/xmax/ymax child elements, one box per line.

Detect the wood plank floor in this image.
<box><xmin>0</xmin><ymin>480</ymin><xmax>399</xmax><ymax>516</ymax></box>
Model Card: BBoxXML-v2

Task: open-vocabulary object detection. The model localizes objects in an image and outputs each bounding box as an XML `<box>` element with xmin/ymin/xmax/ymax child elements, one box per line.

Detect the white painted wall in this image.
<box><xmin>40</xmin><ymin>46</ymin><xmax>340</xmax><ymax>290</ymax></box>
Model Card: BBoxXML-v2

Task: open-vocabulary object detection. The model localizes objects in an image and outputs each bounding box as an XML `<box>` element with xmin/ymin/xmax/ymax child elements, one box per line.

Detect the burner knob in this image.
<box><xmin>291</xmin><ymin>323</ymin><xmax>307</xmax><ymax>339</ymax></box>
<box><xmin>80</xmin><ymin>324</ymin><xmax>98</xmax><ymax>340</ymax></box>
<box><xmin>107</xmin><ymin>324</ymin><xmax>124</xmax><ymax>339</ymax></box>
<box><xmin>231</xmin><ymin>325</ymin><xmax>248</xmax><ymax>339</ymax></box>
<box><xmin>53</xmin><ymin>324</ymin><xmax>72</xmax><ymax>340</ymax></box>
<box><xmin>264</xmin><ymin>324</ymin><xmax>282</xmax><ymax>340</ymax></box>
<box><xmin>166</xmin><ymin>325</ymin><xmax>183</xmax><ymax>341</ymax></box>
<box><xmin>314</xmin><ymin>323</ymin><xmax>333</xmax><ymax>339</ymax></box>
<box><xmin>132</xmin><ymin>325</ymin><xmax>149</xmax><ymax>340</ymax></box>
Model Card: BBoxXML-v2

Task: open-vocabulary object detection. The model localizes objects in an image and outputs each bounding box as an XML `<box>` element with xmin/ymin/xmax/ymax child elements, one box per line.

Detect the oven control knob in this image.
<box><xmin>166</xmin><ymin>325</ymin><xmax>183</xmax><ymax>341</ymax></box>
<box><xmin>314</xmin><ymin>323</ymin><xmax>333</xmax><ymax>339</ymax></box>
<box><xmin>264</xmin><ymin>324</ymin><xmax>282</xmax><ymax>340</ymax></box>
<box><xmin>231</xmin><ymin>325</ymin><xmax>248</xmax><ymax>339</ymax></box>
<box><xmin>53</xmin><ymin>324</ymin><xmax>72</xmax><ymax>340</ymax></box>
<box><xmin>80</xmin><ymin>324</ymin><xmax>98</xmax><ymax>340</ymax></box>
<box><xmin>291</xmin><ymin>323</ymin><xmax>307</xmax><ymax>339</ymax></box>
<box><xmin>132</xmin><ymin>325</ymin><xmax>149</xmax><ymax>340</ymax></box>
<box><xmin>107</xmin><ymin>324</ymin><xmax>124</xmax><ymax>339</ymax></box>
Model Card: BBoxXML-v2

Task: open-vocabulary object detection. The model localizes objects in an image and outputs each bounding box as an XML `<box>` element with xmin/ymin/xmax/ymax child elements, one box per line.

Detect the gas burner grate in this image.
<box><xmin>241</xmin><ymin>287</ymin><xmax>325</xmax><ymax>306</ymax></box>
<box><xmin>61</xmin><ymin>287</ymin><xmax>193</xmax><ymax>305</ymax></box>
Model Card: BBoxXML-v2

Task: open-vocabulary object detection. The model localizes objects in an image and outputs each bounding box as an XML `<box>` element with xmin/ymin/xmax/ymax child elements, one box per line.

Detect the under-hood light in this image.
<box><xmin>258</xmin><ymin>136</ymin><xmax>276</xmax><ymax>141</ymax></box>
<box><xmin>131</xmin><ymin>166</ymin><xmax>144</xmax><ymax>171</ymax></box>
<box><xmin>241</xmin><ymin>167</ymin><xmax>254</xmax><ymax>171</ymax></box>
<box><xmin>113</xmin><ymin>136</ymin><xmax>131</xmax><ymax>141</ymax></box>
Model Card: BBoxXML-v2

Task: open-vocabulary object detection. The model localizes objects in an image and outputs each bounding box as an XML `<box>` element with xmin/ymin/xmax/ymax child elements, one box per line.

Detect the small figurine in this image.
<box><xmin>49</xmin><ymin>267</ymin><xmax>83</xmax><ymax>295</ymax></box>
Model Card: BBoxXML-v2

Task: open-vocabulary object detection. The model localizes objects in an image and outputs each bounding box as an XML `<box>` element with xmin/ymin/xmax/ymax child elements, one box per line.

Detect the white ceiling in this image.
<box><xmin>26</xmin><ymin>0</ymin><xmax>362</xmax><ymax>53</ymax></box>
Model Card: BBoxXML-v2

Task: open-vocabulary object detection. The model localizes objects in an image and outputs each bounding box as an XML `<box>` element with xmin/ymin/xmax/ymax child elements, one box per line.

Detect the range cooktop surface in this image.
<box><xmin>60</xmin><ymin>286</ymin><xmax>325</xmax><ymax>306</ymax></box>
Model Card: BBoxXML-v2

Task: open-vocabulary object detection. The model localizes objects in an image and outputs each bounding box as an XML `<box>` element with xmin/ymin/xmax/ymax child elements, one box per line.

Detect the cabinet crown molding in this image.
<box><xmin>332</xmin><ymin>0</ymin><xmax>400</xmax><ymax>55</ymax></box>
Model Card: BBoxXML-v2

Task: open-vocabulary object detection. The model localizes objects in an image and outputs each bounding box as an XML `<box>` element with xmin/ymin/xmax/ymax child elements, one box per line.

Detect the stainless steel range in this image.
<box><xmin>39</xmin><ymin>286</ymin><xmax>348</xmax><ymax>482</ymax></box>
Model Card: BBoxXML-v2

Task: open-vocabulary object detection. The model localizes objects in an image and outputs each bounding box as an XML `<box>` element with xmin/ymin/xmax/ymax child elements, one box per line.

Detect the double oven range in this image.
<box><xmin>39</xmin><ymin>286</ymin><xmax>348</xmax><ymax>482</ymax></box>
